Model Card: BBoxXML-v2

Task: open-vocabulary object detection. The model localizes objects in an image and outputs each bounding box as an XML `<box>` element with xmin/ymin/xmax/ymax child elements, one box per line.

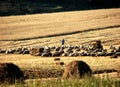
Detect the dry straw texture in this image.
<box><xmin>0</xmin><ymin>62</ymin><xmax>24</xmax><ymax>84</ymax></box>
<box><xmin>0</xmin><ymin>8</ymin><xmax>120</xmax><ymax>48</ymax></box>
<box><xmin>62</xmin><ymin>60</ymin><xmax>92</xmax><ymax>79</ymax></box>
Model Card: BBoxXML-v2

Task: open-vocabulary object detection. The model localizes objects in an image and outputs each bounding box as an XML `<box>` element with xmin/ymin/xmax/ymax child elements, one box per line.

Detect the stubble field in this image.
<box><xmin>0</xmin><ymin>8</ymin><xmax>120</xmax><ymax>86</ymax></box>
<box><xmin>0</xmin><ymin>8</ymin><xmax>120</xmax><ymax>48</ymax></box>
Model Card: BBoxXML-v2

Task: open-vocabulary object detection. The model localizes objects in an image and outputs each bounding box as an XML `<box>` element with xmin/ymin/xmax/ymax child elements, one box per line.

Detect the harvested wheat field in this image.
<box><xmin>0</xmin><ymin>8</ymin><xmax>120</xmax><ymax>49</ymax></box>
<box><xmin>0</xmin><ymin>54</ymin><xmax>120</xmax><ymax>79</ymax></box>
<box><xmin>0</xmin><ymin>8</ymin><xmax>120</xmax><ymax>86</ymax></box>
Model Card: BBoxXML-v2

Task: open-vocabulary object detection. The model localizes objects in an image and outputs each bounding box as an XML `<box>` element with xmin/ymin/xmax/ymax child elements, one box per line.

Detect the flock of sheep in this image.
<box><xmin>0</xmin><ymin>40</ymin><xmax>120</xmax><ymax>58</ymax></box>
<box><xmin>0</xmin><ymin>40</ymin><xmax>120</xmax><ymax>84</ymax></box>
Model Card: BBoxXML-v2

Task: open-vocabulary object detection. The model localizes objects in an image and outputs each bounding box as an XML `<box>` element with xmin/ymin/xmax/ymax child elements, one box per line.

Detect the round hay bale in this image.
<box><xmin>0</xmin><ymin>63</ymin><xmax>24</xmax><ymax>84</ymax></box>
<box><xmin>29</xmin><ymin>47</ymin><xmax>36</xmax><ymax>55</ymax></box>
<box><xmin>92</xmin><ymin>40</ymin><xmax>103</xmax><ymax>50</ymax></box>
<box><xmin>62</xmin><ymin>60</ymin><xmax>92</xmax><ymax>79</ymax></box>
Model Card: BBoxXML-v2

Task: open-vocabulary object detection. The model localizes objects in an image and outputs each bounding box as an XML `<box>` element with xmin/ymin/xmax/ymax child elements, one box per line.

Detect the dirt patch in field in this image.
<box><xmin>22</xmin><ymin>68</ymin><xmax>119</xmax><ymax>80</ymax></box>
<box><xmin>23</xmin><ymin>68</ymin><xmax>63</xmax><ymax>79</ymax></box>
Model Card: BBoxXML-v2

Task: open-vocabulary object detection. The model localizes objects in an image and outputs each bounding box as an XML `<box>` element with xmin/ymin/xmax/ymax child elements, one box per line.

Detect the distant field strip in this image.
<box><xmin>0</xmin><ymin>24</ymin><xmax>120</xmax><ymax>41</ymax></box>
<box><xmin>0</xmin><ymin>8</ymin><xmax>120</xmax><ymax>40</ymax></box>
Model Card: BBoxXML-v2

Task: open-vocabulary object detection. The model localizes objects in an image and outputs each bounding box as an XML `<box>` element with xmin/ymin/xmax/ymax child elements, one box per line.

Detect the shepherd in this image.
<box><xmin>62</xmin><ymin>39</ymin><xmax>65</xmax><ymax>46</ymax></box>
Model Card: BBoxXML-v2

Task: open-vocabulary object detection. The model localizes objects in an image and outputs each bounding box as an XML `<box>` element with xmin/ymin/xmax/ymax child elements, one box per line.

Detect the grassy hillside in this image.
<box><xmin>0</xmin><ymin>8</ymin><xmax>120</xmax><ymax>48</ymax></box>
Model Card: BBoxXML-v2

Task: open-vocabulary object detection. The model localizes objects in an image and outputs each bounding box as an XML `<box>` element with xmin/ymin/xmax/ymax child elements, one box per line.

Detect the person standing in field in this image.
<box><xmin>62</xmin><ymin>39</ymin><xmax>65</xmax><ymax>46</ymax></box>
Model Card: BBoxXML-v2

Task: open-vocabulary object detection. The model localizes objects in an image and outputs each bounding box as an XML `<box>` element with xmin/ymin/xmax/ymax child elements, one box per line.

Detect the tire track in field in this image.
<box><xmin>0</xmin><ymin>24</ymin><xmax>120</xmax><ymax>41</ymax></box>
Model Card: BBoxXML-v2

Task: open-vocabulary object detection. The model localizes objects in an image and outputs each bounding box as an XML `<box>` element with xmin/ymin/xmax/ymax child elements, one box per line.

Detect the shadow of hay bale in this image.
<box><xmin>93</xmin><ymin>69</ymin><xmax>117</xmax><ymax>74</ymax></box>
<box><xmin>54</xmin><ymin>58</ymin><xmax>60</xmax><ymax>61</ymax></box>
<box><xmin>62</xmin><ymin>60</ymin><xmax>92</xmax><ymax>79</ymax></box>
<box><xmin>0</xmin><ymin>63</ymin><xmax>24</xmax><ymax>84</ymax></box>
